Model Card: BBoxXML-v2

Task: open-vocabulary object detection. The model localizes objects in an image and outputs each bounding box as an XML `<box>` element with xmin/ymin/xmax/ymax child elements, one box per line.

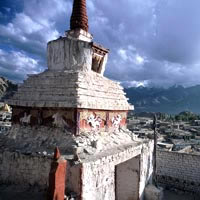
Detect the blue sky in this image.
<box><xmin>0</xmin><ymin>0</ymin><xmax>200</xmax><ymax>88</ymax></box>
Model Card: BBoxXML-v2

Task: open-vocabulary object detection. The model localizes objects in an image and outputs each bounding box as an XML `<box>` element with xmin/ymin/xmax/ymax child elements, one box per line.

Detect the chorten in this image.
<box><xmin>2</xmin><ymin>2</ymin><xmax>155</xmax><ymax>199</ymax></box>
<box><xmin>7</xmin><ymin>0</ymin><xmax>133</xmax><ymax>135</ymax></box>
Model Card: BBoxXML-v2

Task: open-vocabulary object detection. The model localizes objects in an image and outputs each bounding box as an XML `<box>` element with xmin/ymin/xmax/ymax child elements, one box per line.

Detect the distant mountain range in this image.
<box><xmin>125</xmin><ymin>85</ymin><xmax>200</xmax><ymax>114</ymax></box>
<box><xmin>0</xmin><ymin>77</ymin><xmax>18</xmax><ymax>101</ymax></box>
<box><xmin>0</xmin><ymin>76</ymin><xmax>200</xmax><ymax>114</ymax></box>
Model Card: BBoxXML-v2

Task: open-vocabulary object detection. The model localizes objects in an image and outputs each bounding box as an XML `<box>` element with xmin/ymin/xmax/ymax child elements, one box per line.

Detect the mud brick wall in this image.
<box><xmin>0</xmin><ymin>150</ymin><xmax>81</xmax><ymax>194</ymax></box>
<box><xmin>0</xmin><ymin>151</ymin><xmax>52</xmax><ymax>188</ymax></box>
<box><xmin>156</xmin><ymin>150</ymin><xmax>200</xmax><ymax>193</ymax></box>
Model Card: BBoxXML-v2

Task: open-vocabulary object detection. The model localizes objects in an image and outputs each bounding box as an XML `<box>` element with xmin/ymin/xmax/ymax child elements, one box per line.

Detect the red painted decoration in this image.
<box><xmin>70</xmin><ymin>0</ymin><xmax>89</xmax><ymax>32</ymax></box>
<box><xmin>47</xmin><ymin>147</ymin><xmax>67</xmax><ymax>200</ymax></box>
<box><xmin>54</xmin><ymin>147</ymin><xmax>61</xmax><ymax>160</ymax></box>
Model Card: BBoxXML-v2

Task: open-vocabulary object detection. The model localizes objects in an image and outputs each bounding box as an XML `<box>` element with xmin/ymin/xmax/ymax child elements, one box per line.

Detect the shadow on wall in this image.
<box><xmin>139</xmin><ymin>142</ymin><xmax>154</xmax><ymax>200</ymax></box>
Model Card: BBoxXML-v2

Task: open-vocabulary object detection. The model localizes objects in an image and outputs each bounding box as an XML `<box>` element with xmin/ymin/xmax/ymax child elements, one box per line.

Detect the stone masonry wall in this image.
<box><xmin>0</xmin><ymin>150</ymin><xmax>82</xmax><ymax>195</ymax></box>
<box><xmin>157</xmin><ymin>150</ymin><xmax>200</xmax><ymax>193</ymax></box>
<box><xmin>0</xmin><ymin>151</ymin><xmax>81</xmax><ymax>196</ymax></box>
<box><xmin>81</xmin><ymin>140</ymin><xmax>154</xmax><ymax>200</ymax></box>
<box><xmin>0</xmin><ymin>151</ymin><xmax>51</xmax><ymax>189</ymax></box>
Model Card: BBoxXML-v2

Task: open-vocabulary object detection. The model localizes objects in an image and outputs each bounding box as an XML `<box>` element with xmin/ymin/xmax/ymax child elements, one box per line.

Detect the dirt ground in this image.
<box><xmin>1</xmin><ymin>185</ymin><xmax>200</xmax><ymax>200</ymax></box>
<box><xmin>0</xmin><ymin>185</ymin><xmax>45</xmax><ymax>200</ymax></box>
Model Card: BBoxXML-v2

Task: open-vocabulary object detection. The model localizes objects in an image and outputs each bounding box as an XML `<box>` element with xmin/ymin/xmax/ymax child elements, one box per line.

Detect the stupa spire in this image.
<box><xmin>70</xmin><ymin>0</ymin><xmax>89</xmax><ymax>32</ymax></box>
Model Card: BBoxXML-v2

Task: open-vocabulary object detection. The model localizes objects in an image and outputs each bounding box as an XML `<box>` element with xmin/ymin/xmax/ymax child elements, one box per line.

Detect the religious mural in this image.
<box><xmin>20</xmin><ymin>112</ymin><xmax>32</xmax><ymax>125</ymax></box>
<box><xmin>12</xmin><ymin>107</ymin><xmax>76</xmax><ymax>131</ymax></box>
<box><xmin>108</xmin><ymin>112</ymin><xmax>127</xmax><ymax>131</ymax></box>
<box><xmin>12</xmin><ymin>107</ymin><xmax>127</xmax><ymax>134</ymax></box>
<box><xmin>79</xmin><ymin>110</ymin><xmax>106</xmax><ymax>131</ymax></box>
<box><xmin>78</xmin><ymin>110</ymin><xmax>127</xmax><ymax>132</ymax></box>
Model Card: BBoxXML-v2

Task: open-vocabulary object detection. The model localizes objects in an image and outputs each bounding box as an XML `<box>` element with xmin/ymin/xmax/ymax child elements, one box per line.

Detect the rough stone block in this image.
<box><xmin>144</xmin><ymin>184</ymin><xmax>163</xmax><ymax>200</ymax></box>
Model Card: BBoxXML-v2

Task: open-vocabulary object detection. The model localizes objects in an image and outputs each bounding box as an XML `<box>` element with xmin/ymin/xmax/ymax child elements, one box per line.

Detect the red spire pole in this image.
<box><xmin>70</xmin><ymin>0</ymin><xmax>89</xmax><ymax>32</ymax></box>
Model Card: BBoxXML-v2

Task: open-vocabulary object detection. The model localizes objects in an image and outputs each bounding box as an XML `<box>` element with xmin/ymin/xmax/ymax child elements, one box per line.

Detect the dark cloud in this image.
<box><xmin>0</xmin><ymin>0</ymin><xmax>200</xmax><ymax>88</ymax></box>
<box><xmin>150</xmin><ymin>0</ymin><xmax>200</xmax><ymax>65</ymax></box>
<box><xmin>89</xmin><ymin>0</ymin><xmax>200</xmax><ymax>87</ymax></box>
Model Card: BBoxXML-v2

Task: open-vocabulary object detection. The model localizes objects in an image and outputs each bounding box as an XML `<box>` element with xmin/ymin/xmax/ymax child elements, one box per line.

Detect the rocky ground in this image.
<box><xmin>0</xmin><ymin>125</ymin><xmax>140</xmax><ymax>160</ymax></box>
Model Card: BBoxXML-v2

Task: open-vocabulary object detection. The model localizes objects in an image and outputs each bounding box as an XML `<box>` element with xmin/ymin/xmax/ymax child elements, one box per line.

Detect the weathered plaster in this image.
<box><xmin>47</xmin><ymin>37</ymin><xmax>92</xmax><ymax>71</ymax></box>
<box><xmin>81</xmin><ymin>141</ymin><xmax>154</xmax><ymax>200</ymax></box>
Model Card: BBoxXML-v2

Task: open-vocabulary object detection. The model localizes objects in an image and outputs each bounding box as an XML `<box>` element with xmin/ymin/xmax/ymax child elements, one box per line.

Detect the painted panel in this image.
<box><xmin>12</xmin><ymin>107</ymin><xmax>128</xmax><ymax>134</ymax></box>
<box><xmin>12</xmin><ymin>107</ymin><xmax>76</xmax><ymax>131</ymax></box>
<box><xmin>79</xmin><ymin>110</ymin><xmax>106</xmax><ymax>131</ymax></box>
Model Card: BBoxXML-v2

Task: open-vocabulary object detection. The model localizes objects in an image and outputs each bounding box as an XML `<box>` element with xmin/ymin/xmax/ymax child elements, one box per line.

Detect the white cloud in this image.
<box><xmin>0</xmin><ymin>49</ymin><xmax>41</xmax><ymax>82</ymax></box>
<box><xmin>135</xmin><ymin>54</ymin><xmax>145</xmax><ymax>65</ymax></box>
<box><xmin>0</xmin><ymin>0</ymin><xmax>69</xmax><ymax>59</ymax></box>
<box><xmin>0</xmin><ymin>0</ymin><xmax>71</xmax><ymax>82</ymax></box>
<box><xmin>118</xmin><ymin>49</ymin><xmax>128</xmax><ymax>61</ymax></box>
<box><xmin>122</xmin><ymin>80</ymin><xmax>150</xmax><ymax>88</ymax></box>
<box><xmin>116</xmin><ymin>47</ymin><xmax>146</xmax><ymax>67</ymax></box>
